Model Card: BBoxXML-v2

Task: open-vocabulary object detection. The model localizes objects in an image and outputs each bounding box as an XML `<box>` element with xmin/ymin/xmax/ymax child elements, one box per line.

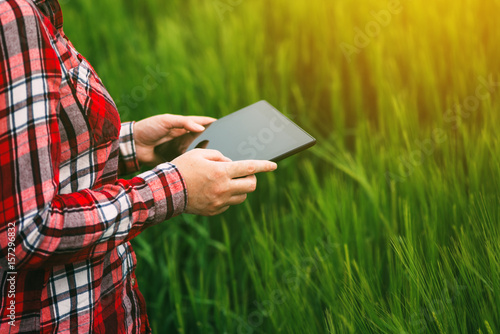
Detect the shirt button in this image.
<box><xmin>131</xmin><ymin>278</ymin><xmax>136</xmax><ymax>286</ymax></box>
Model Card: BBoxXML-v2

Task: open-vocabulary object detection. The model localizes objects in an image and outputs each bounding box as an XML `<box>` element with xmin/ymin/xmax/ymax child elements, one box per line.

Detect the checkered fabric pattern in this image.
<box><xmin>0</xmin><ymin>0</ymin><xmax>187</xmax><ymax>332</ymax></box>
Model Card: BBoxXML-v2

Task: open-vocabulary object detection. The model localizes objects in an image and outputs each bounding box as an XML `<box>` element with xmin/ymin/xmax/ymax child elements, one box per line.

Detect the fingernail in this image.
<box><xmin>195</xmin><ymin>124</ymin><xmax>205</xmax><ymax>131</ymax></box>
<box><xmin>271</xmin><ymin>162</ymin><xmax>278</xmax><ymax>170</ymax></box>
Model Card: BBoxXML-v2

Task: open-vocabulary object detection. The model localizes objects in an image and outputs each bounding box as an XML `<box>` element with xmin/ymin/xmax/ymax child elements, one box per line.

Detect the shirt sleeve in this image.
<box><xmin>118</xmin><ymin>121</ymin><xmax>141</xmax><ymax>175</ymax></box>
<box><xmin>0</xmin><ymin>0</ymin><xmax>187</xmax><ymax>271</ymax></box>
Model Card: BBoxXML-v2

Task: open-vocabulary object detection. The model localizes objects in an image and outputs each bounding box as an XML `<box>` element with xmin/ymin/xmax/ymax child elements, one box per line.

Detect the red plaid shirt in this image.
<box><xmin>0</xmin><ymin>0</ymin><xmax>187</xmax><ymax>332</ymax></box>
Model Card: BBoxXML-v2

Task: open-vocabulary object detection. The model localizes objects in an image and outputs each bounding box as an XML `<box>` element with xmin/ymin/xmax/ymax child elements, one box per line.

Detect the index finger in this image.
<box><xmin>226</xmin><ymin>160</ymin><xmax>277</xmax><ymax>178</ymax></box>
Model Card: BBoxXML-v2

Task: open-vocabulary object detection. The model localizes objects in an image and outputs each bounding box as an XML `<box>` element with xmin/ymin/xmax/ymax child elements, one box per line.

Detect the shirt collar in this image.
<box><xmin>33</xmin><ymin>0</ymin><xmax>64</xmax><ymax>30</ymax></box>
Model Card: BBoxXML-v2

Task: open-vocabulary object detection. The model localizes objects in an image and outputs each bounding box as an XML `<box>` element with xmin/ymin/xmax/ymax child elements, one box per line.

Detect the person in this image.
<box><xmin>0</xmin><ymin>0</ymin><xmax>277</xmax><ymax>332</ymax></box>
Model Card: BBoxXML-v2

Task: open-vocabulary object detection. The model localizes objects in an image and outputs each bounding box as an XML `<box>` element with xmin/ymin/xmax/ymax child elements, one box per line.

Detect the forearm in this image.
<box><xmin>1</xmin><ymin>163</ymin><xmax>186</xmax><ymax>271</ymax></box>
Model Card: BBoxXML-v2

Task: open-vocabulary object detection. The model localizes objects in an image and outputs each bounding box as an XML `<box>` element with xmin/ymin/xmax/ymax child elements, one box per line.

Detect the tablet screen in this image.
<box><xmin>185</xmin><ymin>101</ymin><xmax>315</xmax><ymax>162</ymax></box>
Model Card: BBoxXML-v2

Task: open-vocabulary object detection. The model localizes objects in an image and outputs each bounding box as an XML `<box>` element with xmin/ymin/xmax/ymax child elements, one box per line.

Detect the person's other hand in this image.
<box><xmin>171</xmin><ymin>149</ymin><xmax>278</xmax><ymax>216</ymax></box>
<box><xmin>134</xmin><ymin>114</ymin><xmax>216</xmax><ymax>166</ymax></box>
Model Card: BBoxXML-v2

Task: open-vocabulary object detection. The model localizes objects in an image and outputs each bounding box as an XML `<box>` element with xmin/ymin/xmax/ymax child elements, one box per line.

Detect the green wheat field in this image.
<box><xmin>61</xmin><ymin>0</ymin><xmax>499</xmax><ymax>332</ymax></box>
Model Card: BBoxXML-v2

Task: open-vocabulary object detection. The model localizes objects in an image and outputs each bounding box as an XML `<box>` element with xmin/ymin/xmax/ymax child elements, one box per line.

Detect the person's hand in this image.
<box><xmin>171</xmin><ymin>149</ymin><xmax>277</xmax><ymax>216</ymax></box>
<box><xmin>133</xmin><ymin>114</ymin><xmax>216</xmax><ymax>166</ymax></box>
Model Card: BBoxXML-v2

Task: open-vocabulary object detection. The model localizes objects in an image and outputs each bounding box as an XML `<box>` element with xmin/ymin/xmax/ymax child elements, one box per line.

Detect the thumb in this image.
<box><xmin>185</xmin><ymin>120</ymin><xmax>206</xmax><ymax>132</ymax></box>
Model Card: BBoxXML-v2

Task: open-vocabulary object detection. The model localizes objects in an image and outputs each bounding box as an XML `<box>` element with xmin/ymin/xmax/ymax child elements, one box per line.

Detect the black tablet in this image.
<box><xmin>156</xmin><ymin>101</ymin><xmax>316</xmax><ymax>162</ymax></box>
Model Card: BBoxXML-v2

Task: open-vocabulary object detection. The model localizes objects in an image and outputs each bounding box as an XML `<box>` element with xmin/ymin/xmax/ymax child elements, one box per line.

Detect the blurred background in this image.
<box><xmin>61</xmin><ymin>0</ymin><xmax>499</xmax><ymax>332</ymax></box>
